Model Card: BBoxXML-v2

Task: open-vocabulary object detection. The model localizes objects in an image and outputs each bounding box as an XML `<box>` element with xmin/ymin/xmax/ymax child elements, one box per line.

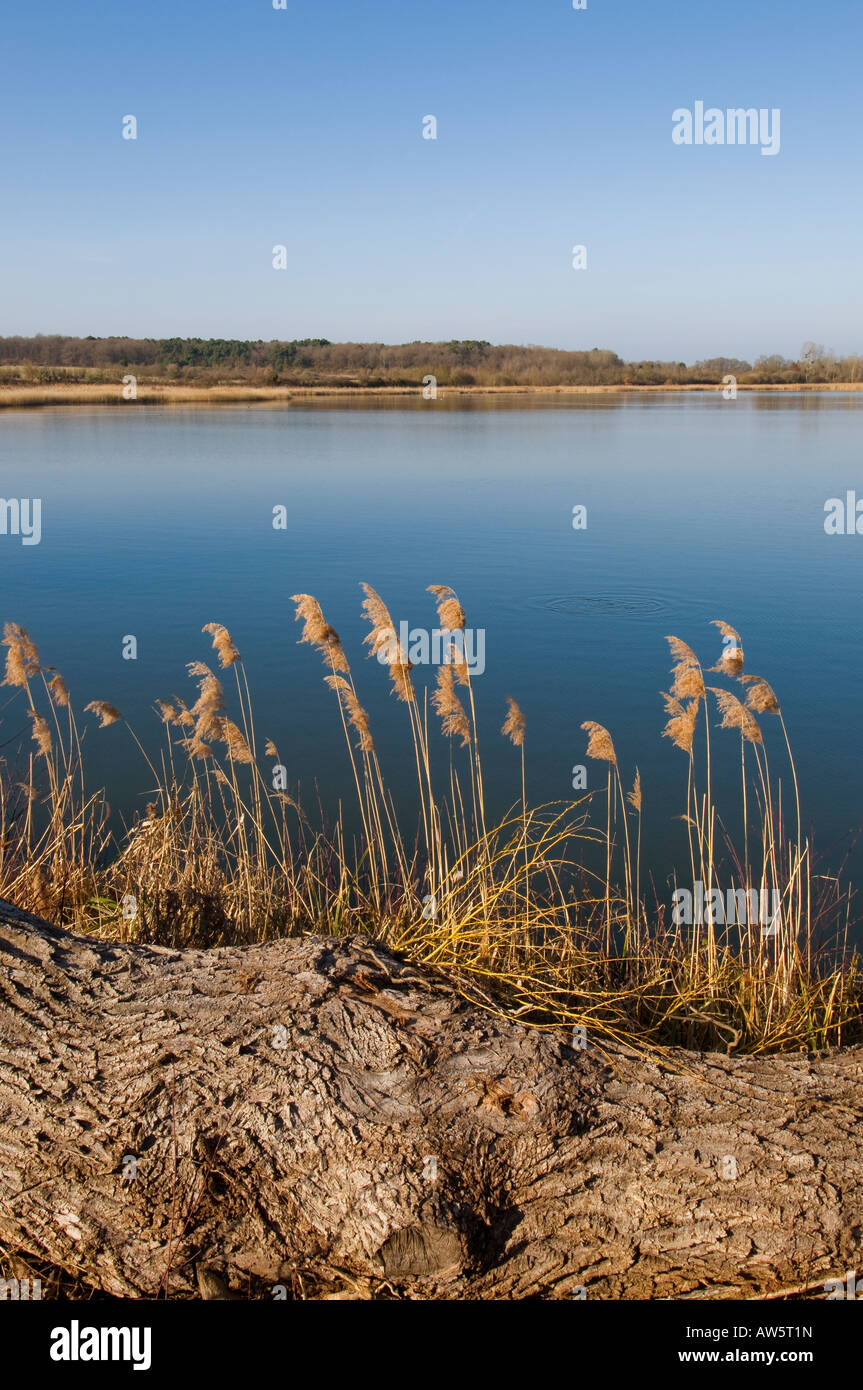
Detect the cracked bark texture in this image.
<box><xmin>0</xmin><ymin>896</ymin><xmax>861</xmax><ymax>1300</ymax></box>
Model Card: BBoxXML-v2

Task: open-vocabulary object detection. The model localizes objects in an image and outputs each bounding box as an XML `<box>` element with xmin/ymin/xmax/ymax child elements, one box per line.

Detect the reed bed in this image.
<box><xmin>1</xmin><ymin>595</ymin><xmax>860</xmax><ymax>1056</ymax></box>
<box><xmin>0</xmin><ymin>384</ymin><xmax>299</xmax><ymax>409</ymax></box>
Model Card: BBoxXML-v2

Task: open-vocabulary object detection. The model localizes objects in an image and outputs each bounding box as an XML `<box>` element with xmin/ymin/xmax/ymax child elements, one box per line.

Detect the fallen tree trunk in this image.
<box><xmin>0</xmin><ymin>896</ymin><xmax>861</xmax><ymax>1300</ymax></box>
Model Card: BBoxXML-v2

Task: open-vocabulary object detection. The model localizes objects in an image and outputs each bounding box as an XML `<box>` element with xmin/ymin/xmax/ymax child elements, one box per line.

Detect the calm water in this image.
<box><xmin>2</xmin><ymin>393</ymin><xmax>863</xmax><ymax>914</ymax></box>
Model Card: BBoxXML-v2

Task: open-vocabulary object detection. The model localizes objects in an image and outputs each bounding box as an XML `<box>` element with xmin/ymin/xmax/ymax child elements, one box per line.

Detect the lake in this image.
<box><xmin>2</xmin><ymin>392</ymin><xmax>862</xmax><ymax>920</ymax></box>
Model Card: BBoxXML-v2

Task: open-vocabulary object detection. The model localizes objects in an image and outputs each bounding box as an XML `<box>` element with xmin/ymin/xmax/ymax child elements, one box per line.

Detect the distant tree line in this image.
<box><xmin>0</xmin><ymin>336</ymin><xmax>860</xmax><ymax>388</ymax></box>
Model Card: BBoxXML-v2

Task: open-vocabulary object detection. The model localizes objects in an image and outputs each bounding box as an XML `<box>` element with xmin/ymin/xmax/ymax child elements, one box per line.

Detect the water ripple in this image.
<box><xmin>539</xmin><ymin>593</ymin><xmax>671</xmax><ymax>617</ymax></box>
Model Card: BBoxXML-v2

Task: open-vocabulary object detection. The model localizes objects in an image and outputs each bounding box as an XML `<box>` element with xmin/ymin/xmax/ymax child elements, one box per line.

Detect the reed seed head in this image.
<box><xmin>628</xmin><ymin>768</ymin><xmax>642</xmax><ymax>811</ymax></box>
<box><xmin>47</xmin><ymin>672</ymin><xmax>70</xmax><ymax>708</ymax></box>
<box><xmin>673</xmin><ymin>666</ymin><xmax>707</xmax><ymax>699</ymax></box>
<box><xmin>429</xmin><ymin>665</ymin><xmax>469</xmax><ymax>747</ymax></box>
<box><xmin>428</xmin><ymin>584</ymin><xmax>467</xmax><ymax>632</ymax></box>
<box><xmin>388</xmin><ymin>660</ymin><xmax>416</xmax><ymax>703</ymax></box>
<box><xmin>290</xmin><ymin>594</ymin><xmax>350</xmax><ymax>674</ymax></box>
<box><xmin>202</xmin><ymin>622</ymin><xmax>241</xmax><ymax>667</ymax></box>
<box><xmin>501</xmin><ymin>696</ymin><xmax>526</xmax><ymax>748</ymax></box>
<box><xmin>438</xmin><ymin>666</ymin><xmax>472</xmax><ymax>745</ymax></box>
<box><xmin>325</xmin><ymin>674</ymin><xmax>375</xmax><ymax>753</ymax></box>
<box><xmin>661</xmin><ymin>696</ymin><xmax>698</xmax><ymax>754</ymax></box>
<box><xmin>712</xmin><ymin>620</ymin><xmax>742</xmax><ymax>643</ymax></box>
<box><xmin>85</xmin><ymin>700</ymin><xmax>122</xmax><ymax>728</ymax></box>
<box><xmin>708</xmin><ymin>620</ymin><xmax>744</xmax><ymax>675</ymax></box>
<box><xmin>155</xmin><ymin>699</ymin><xmax>179</xmax><ymax>725</ymax></box>
<box><xmin>740</xmin><ymin>674</ymin><xmax>780</xmax><ymax>715</ymax></box>
<box><xmin>2</xmin><ymin>622</ymin><xmax>40</xmax><ymax>688</ymax></box>
<box><xmin>444</xmin><ymin>634</ymin><xmax>471</xmax><ymax>688</ymax></box>
<box><xmin>581</xmin><ymin>720</ymin><xmax>617</xmax><ymax>764</ymax></box>
<box><xmin>666</xmin><ymin>635</ymin><xmax>705</xmax><ymax>700</ymax></box>
<box><xmin>28</xmin><ymin>710</ymin><xmax>52</xmax><ymax>757</ymax></box>
<box><xmin>360</xmin><ymin>583</ymin><xmax>415</xmax><ymax>703</ymax></box>
<box><xmin>709</xmin><ymin>619</ymin><xmax>745</xmax><ymax>675</ymax></box>
<box><xmin>173</xmin><ymin>698</ymin><xmax>195</xmax><ymax>728</ymax></box>
<box><xmin>182</xmin><ymin>736</ymin><xmax>214</xmax><ymax>760</ymax></box>
<box><xmin>666</xmin><ymin>635</ymin><xmax>700</xmax><ymax>668</ymax></box>
<box><xmin>709</xmin><ymin>686</ymin><xmax>763</xmax><ymax>744</ymax></box>
<box><xmin>359</xmin><ymin>583</ymin><xmax>396</xmax><ymax>657</ymax></box>
<box><xmin>219</xmin><ymin>717</ymin><xmax>254</xmax><ymax>764</ymax></box>
<box><xmin>187</xmin><ymin>662</ymin><xmax>225</xmax><ymax>740</ymax></box>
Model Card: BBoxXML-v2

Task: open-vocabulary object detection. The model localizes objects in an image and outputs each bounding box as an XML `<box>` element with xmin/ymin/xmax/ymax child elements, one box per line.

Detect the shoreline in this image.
<box><xmin>2</xmin><ymin>380</ymin><xmax>863</xmax><ymax>410</ymax></box>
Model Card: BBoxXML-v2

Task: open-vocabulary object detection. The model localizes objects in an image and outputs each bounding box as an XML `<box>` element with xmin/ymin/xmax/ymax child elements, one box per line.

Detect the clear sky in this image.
<box><xmin>1</xmin><ymin>0</ymin><xmax>859</xmax><ymax>360</ymax></box>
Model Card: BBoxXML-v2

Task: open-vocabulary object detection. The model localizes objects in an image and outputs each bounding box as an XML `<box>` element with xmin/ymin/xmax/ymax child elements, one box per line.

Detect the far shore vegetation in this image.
<box><xmin>1</xmin><ymin>337</ymin><xmax>862</xmax><ymax>406</ymax></box>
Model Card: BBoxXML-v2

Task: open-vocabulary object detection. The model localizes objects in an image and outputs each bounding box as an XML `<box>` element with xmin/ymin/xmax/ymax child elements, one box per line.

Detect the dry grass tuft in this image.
<box><xmin>0</xmin><ymin>602</ymin><xmax>858</xmax><ymax>1067</ymax></box>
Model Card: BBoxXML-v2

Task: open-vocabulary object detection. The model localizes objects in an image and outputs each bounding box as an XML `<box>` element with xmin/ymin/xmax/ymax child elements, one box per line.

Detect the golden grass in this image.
<box><xmin>1</xmin><ymin>604</ymin><xmax>860</xmax><ymax>1056</ymax></box>
<box><xmin>3</xmin><ymin>382</ymin><xmax>863</xmax><ymax>410</ymax></box>
<box><xmin>0</xmin><ymin>384</ymin><xmax>302</xmax><ymax>409</ymax></box>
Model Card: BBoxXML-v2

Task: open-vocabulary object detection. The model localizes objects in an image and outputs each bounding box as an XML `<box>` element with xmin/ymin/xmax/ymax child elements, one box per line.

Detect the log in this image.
<box><xmin>0</xmin><ymin>896</ymin><xmax>861</xmax><ymax>1300</ymax></box>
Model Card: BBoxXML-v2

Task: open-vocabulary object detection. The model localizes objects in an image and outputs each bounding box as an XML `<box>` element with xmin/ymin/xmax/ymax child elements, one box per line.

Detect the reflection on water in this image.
<box><xmin>1</xmin><ymin>392</ymin><xmax>862</xmax><ymax>923</ymax></box>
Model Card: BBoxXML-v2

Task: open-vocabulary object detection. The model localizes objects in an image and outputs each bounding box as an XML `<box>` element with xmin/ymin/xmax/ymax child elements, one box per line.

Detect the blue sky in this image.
<box><xmin>1</xmin><ymin>0</ymin><xmax>859</xmax><ymax>360</ymax></box>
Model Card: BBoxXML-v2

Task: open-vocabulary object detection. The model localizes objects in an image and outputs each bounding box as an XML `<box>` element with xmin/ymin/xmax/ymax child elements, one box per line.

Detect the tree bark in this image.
<box><xmin>0</xmin><ymin>896</ymin><xmax>861</xmax><ymax>1301</ymax></box>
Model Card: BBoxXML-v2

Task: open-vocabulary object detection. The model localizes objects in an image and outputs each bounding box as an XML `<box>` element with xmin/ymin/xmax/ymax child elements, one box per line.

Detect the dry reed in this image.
<box><xmin>0</xmin><ymin>603</ymin><xmax>858</xmax><ymax>1059</ymax></box>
